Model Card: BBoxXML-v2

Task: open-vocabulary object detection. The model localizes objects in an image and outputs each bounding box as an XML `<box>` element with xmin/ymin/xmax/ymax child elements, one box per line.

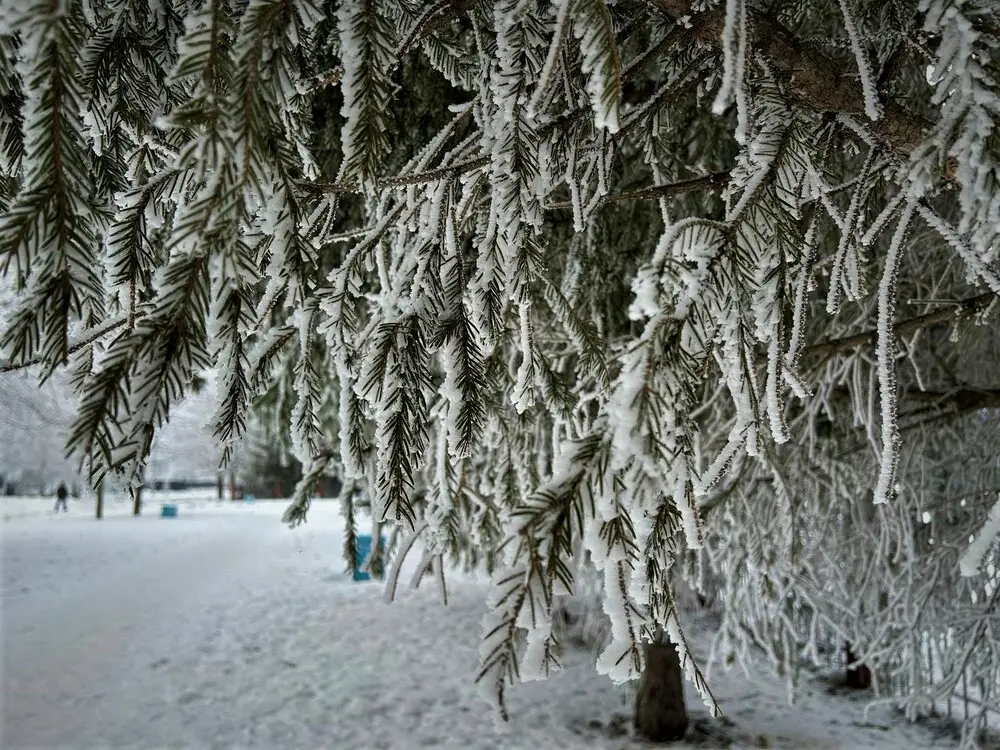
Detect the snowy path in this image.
<box><xmin>0</xmin><ymin>501</ymin><xmax>970</xmax><ymax>749</ymax></box>
<box><xmin>2</xmin><ymin>508</ymin><xmax>299</xmax><ymax>748</ymax></box>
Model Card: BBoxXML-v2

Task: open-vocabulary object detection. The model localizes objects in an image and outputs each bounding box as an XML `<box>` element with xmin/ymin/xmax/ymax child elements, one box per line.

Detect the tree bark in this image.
<box><xmin>651</xmin><ymin>0</ymin><xmax>932</xmax><ymax>155</ymax></box>
<box><xmin>845</xmin><ymin>643</ymin><xmax>872</xmax><ymax>689</ymax></box>
<box><xmin>95</xmin><ymin>481</ymin><xmax>103</xmax><ymax>520</ymax></box>
<box><xmin>133</xmin><ymin>484</ymin><xmax>142</xmax><ymax>516</ymax></box>
<box><xmin>635</xmin><ymin>636</ymin><xmax>689</xmax><ymax>742</ymax></box>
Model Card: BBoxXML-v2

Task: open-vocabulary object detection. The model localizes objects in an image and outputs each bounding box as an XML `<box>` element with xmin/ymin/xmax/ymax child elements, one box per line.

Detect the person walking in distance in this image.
<box><xmin>54</xmin><ymin>482</ymin><xmax>69</xmax><ymax>513</ymax></box>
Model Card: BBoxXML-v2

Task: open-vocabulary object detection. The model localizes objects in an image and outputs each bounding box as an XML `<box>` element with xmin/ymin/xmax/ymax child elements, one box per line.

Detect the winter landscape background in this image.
<box><xmin>0</xmin><ymin>493</ymin><xmax>990</xmax><ymax>749</ymax></box>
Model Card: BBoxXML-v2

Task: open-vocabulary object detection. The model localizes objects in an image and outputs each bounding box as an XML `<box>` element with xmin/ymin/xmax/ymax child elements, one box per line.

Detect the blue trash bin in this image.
<box><xmin>353</xmin><ymin>534</ymin><xmax>387</xmax><ymax>581</ymax></box>
<box><xmin>161</xmin><ymin>504</ymin><xmax>178</xmax><ymax>518</ymax></box>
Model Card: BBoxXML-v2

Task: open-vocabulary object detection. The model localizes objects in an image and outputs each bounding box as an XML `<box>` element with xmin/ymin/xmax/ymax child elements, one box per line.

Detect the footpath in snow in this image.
<box><xmin>0</xmin><ymin>497</ymin><xmax>976</xmax><ymax>749</ymax></box>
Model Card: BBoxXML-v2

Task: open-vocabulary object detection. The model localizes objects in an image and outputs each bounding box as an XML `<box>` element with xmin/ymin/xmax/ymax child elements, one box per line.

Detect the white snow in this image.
<box><xmin>0</xmin><ymin>496</ymin><xmax>975</xmax><ymax>749</ymax></box>
<box><xmin>960</xmin><ymin>496</ymin><xmax>1000</xmax><ymax>577</ymax></box>
<box><xmin>873</xmin><ymin>202</ymin><xmax>914</xmax><ymax>505</ymax></box>
<box><xmin>838</xmin><ymin>0</ymin><xmax>883</xmax><ymax>121</ymax></box>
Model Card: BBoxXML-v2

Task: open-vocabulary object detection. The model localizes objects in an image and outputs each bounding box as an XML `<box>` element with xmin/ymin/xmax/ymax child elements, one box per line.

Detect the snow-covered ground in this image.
<box><xmin>0</xmin><ymin>497</ymin><xmax>978</xmax><ymax>749</ymax></box>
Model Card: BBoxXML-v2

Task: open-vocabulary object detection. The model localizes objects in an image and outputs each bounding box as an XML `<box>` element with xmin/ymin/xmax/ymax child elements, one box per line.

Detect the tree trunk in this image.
<box><xmin>132</xmin><ymin>464</ymin><xmax>145</xmax><ymax>516</ymax></box>
<box><xmin>95</xmin><ymin>482</ymin><xmax>103</xmax><ymax>520</ymax></box>
<box><xmin>845</xmin><ymin>643</ymin><xmax>872</xmax><ymax>689</ymax></box>
<box><xmin>217</xmin><ymin>473</ymin><xmax>223</xmax><ymax>501</ymax></box>
<box><xmin>635</xmin><ymin>636</ymin><xmax>689</xmax><ymax>742</ymax></box>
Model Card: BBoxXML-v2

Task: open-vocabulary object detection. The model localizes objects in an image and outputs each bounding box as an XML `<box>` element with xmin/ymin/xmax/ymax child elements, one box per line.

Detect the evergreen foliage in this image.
<box><xmin>2</xmin><ymin>0</ymin><xmax>1000</xmax><ymax>739</ymax></box>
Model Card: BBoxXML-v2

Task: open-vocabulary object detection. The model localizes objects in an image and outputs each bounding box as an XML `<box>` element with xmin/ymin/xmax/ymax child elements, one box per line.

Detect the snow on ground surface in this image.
<box><xmin>0</xmin><ymin>495</ymin><xmax>980</xmax><ymax>749</ymax></box>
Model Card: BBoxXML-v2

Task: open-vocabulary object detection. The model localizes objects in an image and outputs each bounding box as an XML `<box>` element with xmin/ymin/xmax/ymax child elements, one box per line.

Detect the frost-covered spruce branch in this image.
<box><xmin>0</xmin><ymin>314</ymin><xmax>132</xmax><ymax>375</ymax></box>
<box><xmin>652</xmin><ymin>0</ymin><xmax>932</xmax><ymax>154</ymax></box>
<box><xmin>546</xmin><ymin>169</ymin><xmax>731</xmax><ymax>209</ymax></box>
<box><xmin>804</xmin><ymin>292</ymin><xmax>996</xmax><ymax>363</ymax></box>
<box><xmin>2</xmin><ymin>0</ymin><xmax>1000</xmax><ymax>738</ymax></box>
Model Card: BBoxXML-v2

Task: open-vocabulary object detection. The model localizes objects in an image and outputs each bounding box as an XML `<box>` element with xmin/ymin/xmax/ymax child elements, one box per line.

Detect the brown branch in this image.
<box><xmin>379</xmin><ymin>155</ymin><xmax>488</xmax><ymax>187</ymax></box>
<box><xmin>902</xmin><ymin>388</ymin><xmax>1000</xmax><ymax>412</ymax></box>
<box><xmin>830</xmin><ymin>386</ymin><xmax>1000</xmax><ymax>432</ymax></box>
<box><xmin>546</xmin><ymin>170</ymin><xmax>730</xmax><ymax>209</ymax></box>
<box><xmin>306</xmin><ymin>156</ymin><xmax>489</xmax><ymax>195</ymax></box>
<box><xmin>651</xmin><ymin>1</ymin><xmax>934</xmax><ymax>155</ymax></box>
<box><xmin>0</xmin><ymin>316</ymin><xmax>130</xmax><ymax>375</ymax></box>
<box><xmin>804</xmin><ymin>292</ymin><xmax>996</xmax><ymax>361</ymax></box>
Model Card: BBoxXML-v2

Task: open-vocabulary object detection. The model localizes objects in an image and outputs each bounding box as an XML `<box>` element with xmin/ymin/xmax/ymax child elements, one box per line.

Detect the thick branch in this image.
<box><xmin>804</xmin><ymin>293</ymin><xmax>996</xmax><ymax>361</ymax></box>
<box><xmin>651</xmin><ymin>1</ymin><xmax>933</xmax><ymax>155</ymax></box>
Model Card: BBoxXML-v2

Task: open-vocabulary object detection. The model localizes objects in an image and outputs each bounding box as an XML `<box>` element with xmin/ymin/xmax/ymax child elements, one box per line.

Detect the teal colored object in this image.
<box><xmin>160</xmin><ymin>504</ymin><xmax>178</xmax><ymax>518</ymax></box>
<box><xmin>244</xmin><ymin>494</ymin><xmax>256</xmax><ymax>504</ymax></box>
<box><xmin>353</xmin><ymin>535</ymin><xmax>386</xmax><ymax>581</ymax></box>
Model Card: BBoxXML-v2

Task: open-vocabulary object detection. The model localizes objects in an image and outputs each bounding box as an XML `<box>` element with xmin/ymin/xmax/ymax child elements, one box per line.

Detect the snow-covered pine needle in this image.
<box><xmin>838</xmin><ymin>0</ymin><xmax>883</xmax><ymax>121</ymax></box>
<box><xmin>873</xmin><ymin>201</ymin><xmax>914</xmax><ymax>504</ymax></box>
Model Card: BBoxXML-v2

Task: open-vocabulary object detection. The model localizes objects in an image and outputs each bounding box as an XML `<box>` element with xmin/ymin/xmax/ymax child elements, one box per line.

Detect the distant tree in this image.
<box><xmin>0</xmin><ymin>369</ymin><xmax>77</xmax><ymax>492</ymax></box>
<box><xmin>241</xmin><ymin>425</ymin><xmax>305</xmax><ymax>498</ymax></box>
<box><xmin>2</xmin><ymin>0</ymin><xmax>1000</xmax><ymax>744</ymax></box>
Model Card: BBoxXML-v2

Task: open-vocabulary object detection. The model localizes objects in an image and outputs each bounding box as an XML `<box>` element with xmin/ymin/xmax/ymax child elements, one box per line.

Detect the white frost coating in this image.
<box><xmin>672</xmin><ymin>222</ymin><xmax>726</xmax><ymax>320</ymax></box>
<box><xmin>519</xmin><ymin>616</ymin><xmax>557</xmax><ymax>682</ymax></box>
<box><xmin>861</xmin><ymin>192</ymin><xmax>906</xmax><ymax>248</ymax></box>
<box><xmin>711</xmin><ymin>0</ymin><xmax>742</xmax><ymax>116</ymax></box>
<box><xmin>477</xmin><ymin>563</ymin><xmax>528</xmax><ymax>717</ymax></box>
<box><xmin>516</xmin><ymin>562</ymin><xmax>558</xmax><ymax>681</ymax></box>
<box><xmin>873</xmin><ymin>202</ymin><xmax>914</xmax><ymax>505</ymax></box>
<box><xmin>959</xmin><ymin>497</ymin><xmax>1000</xmax><ymax>577</ymax></box>
<box><xmin>786</xmin><ymin>217</ymin><xmax>817</xmax><ymax>361</ymax></box>
<box><xmin>695</xmin><ymin>430</ymin><xmax>744</xmax><ymax>496</ymax></box>
<box><xmin>765</xmin><ymin>334</ymin><xmax>789</xmax><ymax>444</ymax></box>
<box><xmin>573</xmin><ymin>0</ymin><xmax>621</xmax><ymax>133</ymax></box>
<box><xmin>628</xmin><ymin>219</ymin><xmax>675</xmax><ymax>320</ymax></box>
<box><xmin>674</xmin><ymin>461</ymin><xmax>704</xmax><ymax>550</ymax></box>
<box><xmin>527</xmin><ymin>0</ymin><xmax>573</xmax><ymax>118</ymax></box>
<box><xmin>628</xmin><ymin>265</ymin><xmax>661</xmax><ymax>321</ymax></box>
<box><xmin>336</xmin><ymin>0</ymin><xmax>371</xmax><ymax>180</ymax></box>
<box><xmin>608</xmin><ymin>330</ymin><xmax>654</xmax><ymax>473</ymax></box>
<box><xmin>425</xmin><ymin>420</ymin><xmax>451</xmax><ymax>538</ymax></box>
<box><xmin>838</xmin><ymin>0</ymin><xmax>882</xmax><ymax>121</ymax></box>
<box><xmin>80</xmin><ymin>105</ymin><xmax>104</xmax><ymax>157</ymax></box>
<box><xmin>711</xmin><ymin>0</ymin><xmax>748</xmax><ymax>143</ymax></box>
<box><xmin>511</xmin><ymin>302</ymin><xmax>535</xmax><ymax>413</ymax></box>
<box><xmin>594</xmin><ymin>562</ymin><xmax>644</xmax><ymax>684</ymax></box>
<box><xmin>289</xmin><ymin>305</ymin><xmax>319</xmax><ymax>469</ymax></box>
<box><xmin>664</xmin><ymin>615</ymin><xmax>718</xmax><ymax>714</ymax></box>
<box><xmin>335</xmin><ymin>356</ymin><xmax>363</xmax><ymax>478</ymax></box>
<box><xmin>439</xmin><ymin>335</ymin><xmax>465</xmax><ymax>450</ymax></box>
<box><xmin>916</xmin><ymin>203</ymin><xmax>1000</xmax><ymax>296</ymax></box>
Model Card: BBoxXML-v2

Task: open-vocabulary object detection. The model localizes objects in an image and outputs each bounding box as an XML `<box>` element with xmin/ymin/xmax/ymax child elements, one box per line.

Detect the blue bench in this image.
<box><xmin>353</xmin><ymin>534</ymin><xmax>387</xmax><ymax>581</ymax></box>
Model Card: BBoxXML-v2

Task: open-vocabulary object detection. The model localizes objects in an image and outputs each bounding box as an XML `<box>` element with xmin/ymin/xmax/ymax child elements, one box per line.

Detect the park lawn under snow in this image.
<box><xmin>0</xmin><ymin>496</ymin><xmax>972</xmax><ymax>749</ymax></box>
